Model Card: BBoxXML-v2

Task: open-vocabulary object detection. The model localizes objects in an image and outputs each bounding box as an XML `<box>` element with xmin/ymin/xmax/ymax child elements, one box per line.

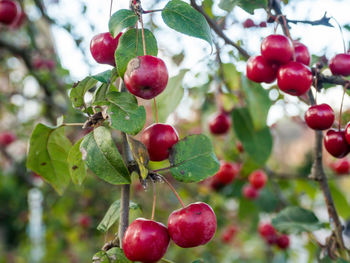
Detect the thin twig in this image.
<box><xmin>189</xmin><ymin>0</ymin><xmax>250</xmax><ymax>59</ymax></box>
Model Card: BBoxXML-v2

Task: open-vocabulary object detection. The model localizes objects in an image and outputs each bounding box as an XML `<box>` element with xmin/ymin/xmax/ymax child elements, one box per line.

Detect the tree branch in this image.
<box><xmin>269</xmin><ymin>0</ymin><xmax>347</xmax><ymax>258</ymax></box>
<box><xmin>308</xmin><ymin>92</ymin><xmax>347</xmax><ymax>256</ymax></box>
<box><xmin>189</xmin><ymin>0</ymin><xmax>250</xmax><ymax>59</ymax></box>
<box><xmin>268</xmin><ymin>12</ymin><xmax>333</xmax><ymax>28</ymax></box>
<box><xmin>287</xmin><ymin>12</ymin><xmax>333</xmax><ymax>27</ymax></box>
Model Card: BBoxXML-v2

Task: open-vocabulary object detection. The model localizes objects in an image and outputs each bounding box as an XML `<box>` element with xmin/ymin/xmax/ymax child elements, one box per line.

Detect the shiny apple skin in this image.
<box><xmin>168</xmin><ymin>202</ymin><xmax>217</xmax><ymax>248</ymax></box>
<box><xmin>304</xmin><ymin>104</ymin><xmax>334</xmax><ymax>130</ymax></box>
<box><xmin>122</xmin><ymin>218</ymin><xmax>170</xmax><ymax>263</ymax></box>
<box><xmin>277</xmin><ymin>61</ymin><xmax>313</xmax><ymax>96</ymax></box>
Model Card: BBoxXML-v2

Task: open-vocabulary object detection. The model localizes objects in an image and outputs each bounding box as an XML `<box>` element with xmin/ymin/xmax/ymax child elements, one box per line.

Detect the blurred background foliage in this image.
<box><xmin>1</xmin><ymin>0</ymin><xmax>350</xmax><ymax>262</ymax></box>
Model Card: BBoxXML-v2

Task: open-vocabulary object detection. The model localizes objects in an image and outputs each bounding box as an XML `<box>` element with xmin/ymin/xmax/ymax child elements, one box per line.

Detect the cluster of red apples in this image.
<box><xmin>90</xmin><ymin>27</ymin><xmax>218</xmax><ymax>262</ymax></box>
<box><xmin>247</xmin><ymin>32</ymin><xmax>350</xmax><ymax>162</ymax></box>
<box><xmin>247</xmin><ymin>34</ymin><xmax>312</xmax><ymax>96</ymax></box>
<box><xmin>243</xmin><ymin>18</ymin><xmax>267</xmax><ymax>28</ymax></box>
<box><xmin>259</xmin><ymin>223</ymin><xmax>290</xmax><ymax>250</ymax></box>
<box><xmin>123</xmin><ymin>202</ymin><xmax>217</xmax><ymax>262</ymax></box>
<box><xmin>305</xmin><ymin>52</ymin><xmax>350</xmax><ymax>159</ymax></box>
<box><xmin>0</xmin><ymin>0</ymin><xmax>26</xmax><ymax>29</ymax></box>
<box><xmin>90</xmin><ymin>31</ymin><xmax>180</xmax><ymax>162</ymax></box>
<box><xmin>242</xmin><ymin>170</ymin><xmax>268</xmax><ymax>200</ymax></box>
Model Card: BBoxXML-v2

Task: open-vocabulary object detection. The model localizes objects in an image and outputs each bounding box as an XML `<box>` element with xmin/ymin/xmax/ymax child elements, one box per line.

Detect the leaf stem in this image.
<box><xmin>151</xmin><ymin>179</ymin><xmax>156</xmax><ymax>220</ymax></box>
<box><xmin>159</xmin><ymin>174</ymin><xmax>185</xmax><ymax>208</ymax></box>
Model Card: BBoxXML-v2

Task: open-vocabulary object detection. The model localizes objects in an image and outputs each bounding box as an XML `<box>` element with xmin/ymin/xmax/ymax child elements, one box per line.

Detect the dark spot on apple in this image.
<box><xmin>41</xmin><ymin>162</ymin><xmax>46</xmax><ymax>166</ymax></box>
<box><xmin>196</xmin><ymin>212</ymin><xmax>202</xmax><ymax>215</ymax></box>
<box><xmin>125</xmin><ymin>57</ymin><xmax>141</xmax><ymax>76</ymax></box>
<box><xmin>72</xmin><ymin>165</ymin><xmax>78</xmax><ymax>170</ymax></box>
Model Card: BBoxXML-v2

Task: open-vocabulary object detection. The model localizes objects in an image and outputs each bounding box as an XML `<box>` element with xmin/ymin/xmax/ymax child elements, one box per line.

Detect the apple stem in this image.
<box><xmin>331</xmin><ymin>17</ymin><xmax>347</xmax><ymax>53</ymax></box>
<box><xmin>109</xmin><ymin>0</ymin><xmax>113</xmax><ymax>18</ymax></box>
<box><xmin>159</xmin><ymin>174</ymin><xmax>186</xmax><ymax>208</ymax></box>
<box><xmin>139</xmin><ymin>15</ymin><xmax>147</xmax><ymax>55</ymax></box>
<box><xmin>274</xmin><ymin>15</ymin><xmax>295</xmax><ymax>61</ymax></box>
<box><xmin>151</xmin><ymin>179</ymin><xmax>156</xmax><ymax>220</ymax></box>
<box><xmin>154</xmin><ymin>98</ymin><xmax>159</xmax><ymax>123</ymax></box>
<box><xmin>338</xmin><ymin>85</ymin><xmax>347</xmax><ymax>130</ymax></box>
<box><xmin>314</xmin><ymin>72</ymin><xmax>318</xmax><ymax>104</ymax></box>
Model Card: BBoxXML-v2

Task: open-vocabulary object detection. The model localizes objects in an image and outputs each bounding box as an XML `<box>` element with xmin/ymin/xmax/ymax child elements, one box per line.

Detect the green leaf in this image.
<box><xmin>272</xmin><ymin>206</ymin><xmax>324</xmax><ymax>234</ymax></box>
<box><xmin>155</xmin><ymin>69</ymin><xmax>188</xmax><ymax>122</ymax></box>
<box><xmin>109</xmin><ymin>9</ymin><xmax>138</xmax><ymax>38</ymax></box>
<box><xmin>232</xmin><ymin>108</ymin><xmax>272</xmax><ymax>165</ymax></box>
<box><xmin>97</xmin><ymin>200</ymin><xmax>141</xmax><ymax>232</ymax></box>
<box><xmin>70</xmin><ymin>77</ymin><xmax>98</xmax><ymax>108</ymax></box>
<box><xmin>127</xmin><ymin>136</ymin><xmax>149</xmax><ymax>179</ymax></box>
<box><xmin>169</xmin><ymin>134</ymin><xmax>220</xmax><ymax>182</ymax></box>
<box><xmin>218</xmin><ymin>0</ymin><xmax>267</xmax><ymax>14</ymax></box>
<box><xmin>80</xmin><ymin>126</ymin><xmax>130</xmax><ymax>185</ymax></box>
<box><xmin>91</xmin><ymin>70</ymin><xmax>113</xmax><ymax>84</ymax></box>
<box><xmin>115</xmin><ymin>28</ymin><xmax>158</xmax><ymax>77</ymax></box>
<box><xmin>238</xmin><ymin>0</ymin><xmax>268</xmax><ymax>14</ymax></box>
<box><xmin>255</xmin><ymin>187</ymin><xmax>279</xmax><ymax>213</ymax></box>
<box><xmin>242</xmin><ymin>77</ymin><xmax>272</xmax><ymax>130</ymax></box>
<box><xmin>67</xmin><ymin>138</ymin><xmax>86</xmax><ymax>185</ymax></box>
<box><xmin>221</xmin><ymin>63</ymin><xmax>241</xmax><ymax>91</ymax></box>
<box><xmin>162</xmin><ymin>0</ymin><xmax>212</xmax><ymax>46</ymax></box>
<box><xmin>106</xmin><ymin>92</ymin><xmax>146</xmax><ymax>135</ymax></box>
<box><xmin>92</xmin><ymin>83</ymin><xmax>109</xmax><ymax>106</ymax></box>
<box><xmin>26</xmin><ymin>124</ymin><xmax>72</xmax><ymax>194</ymax></box>
<box><xmin>218</xmin><ymin>0</ymin><xmax>238</xmax><ymax>12</ymax></box>
<box><xmin>92</xmin><ymin>248</ymin><xmax>131</xmax><ymax>263</ymax></box>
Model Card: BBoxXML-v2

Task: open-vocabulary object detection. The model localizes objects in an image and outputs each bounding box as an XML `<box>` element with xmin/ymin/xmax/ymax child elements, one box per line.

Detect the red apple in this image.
<box><xmin>330</xmin><ymin>158</ymin><xmax>350</xmax><ymax>175</ymax></box>
<box><xmin>294</xmin><ymin>41</ymin><xmax>310</xmax><ymax>65</ymax></box>
<box><xmin>277</xmin><ymin>61</ymin><xmax>313</xmax><ymax>96</ymax></box>
<box><xmin>0</xmin><ymin>0</ymin><xmax>19</xmax><ymax>25</ymax></box>
<box><xmin>248</xmin><ymin>170</ymin><xmax>267</xmax><ymax>189</ymax></box>
<box><xmin>277</xmin><ymin>234</ymin><xmax>290</xmax><ymax>249</ymax></box>
<box><xmin>124</xmin><ymin>55</ymin><xmax>168</xmax><ymax>99</ymax></box>
<box><xmin>242</xmin><ymin>184</ymin><xmax>259</xmax><ymax>200</ymax></box>
<box><xmin>0</xmin><ymin>132</ymin><xmax>16</xmax><ymax>147</ymax></box>
<box><xmin>261</xmin><ymin>34</ymin><xmax>293</xmax><ymax>64</ymax></box>
<box><xmin>209</xmin><ymin>112</ymin><xmax>231</xmax><ymax>135</ymax></box>
<box><xmin>324</xmin><ymin>129</ymin><xmax>350</xmax><ymax>158</ymax></box>
<box><xmin>210</xmin><ymin>161</ymin><xmax>240</xmax><ymax>188</ymax></box>
<box><xmin>246</xmin><ymin>55</ymin><xmax>278</xmax><ymax>83</ymax></box>
<box><xmin>304</xmin><ymin>104</ymin><xmax>335</xmax><ymax>130</ymax></box>
<box><xmin>141</xmin><ymin>123</ymin><xmax>179</xmax><ymax>162</ymax></box>
<box><xmin>123</xmin><ymin>218</ymin><xmax>170</xmax><ymax>263</ymax></box>
<box><xmin>221</xmin><ymin>225</ymin><xmax>237</xmax><ymax>243</ymax></box>
<box><xmin>329</xmin><ymin>53</ymin><xmax>350</xmax><ymax>77</ymax></box>
<box><xmin>243</xmin><ymin>18</ymin><xmax>255</xmax><ymax>28</ymax></box>
<box><xmin>168</xmin><ymin>202</ymin><xmax>217</xmax><ymax>248</ymax></box>
<box><xmin>259</xmin><ymin>21</ymin><xmax>267</xmax><ymax>27</ymax></box>
<box><xmin>90</xmin><ymin>32</ymin><xmax>122</xmax><ymax>66</ymax></box>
